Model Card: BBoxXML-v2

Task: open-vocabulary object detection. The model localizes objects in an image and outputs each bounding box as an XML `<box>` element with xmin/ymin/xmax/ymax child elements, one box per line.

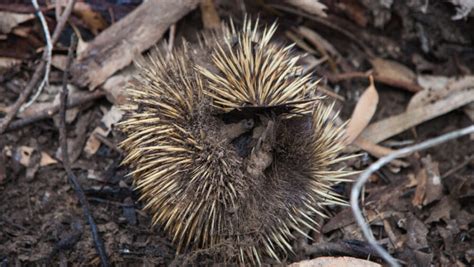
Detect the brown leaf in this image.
<box><xmin>289</xmin><ymin>256</ymin><xmax>381</xmax><ymax>267</ymax></box>
<box><xmin>412</xmin><ymin>155</ymin><xmax>443</xmax><ymax>208</ymax></box>
<box><xmin>345</xmin><ymin>76</ymin><xmax>379</xmax><ymax>144</ymax></box>
<box><xmin>360</xmin><ymin>87</ymin><xmax>474</xmax><ymax>143</ymax></box>
<box><xmin>4</xmin><ymin>146</ymin><xmax>57</xmax><ymax>167</ymax></box>
<box><xmin>425</xmin><ymin>196</ymin><xmax>453</xmax><ymax>223</ymax></box>
<box><xmin>371</xmin><ymin>58</ymin><xmax>416</xmax><ymax>85</ymax></box>
<box><xmin>404</xmin><ymin>213</ymin><xmax>429</xmax><ymax>250</ymax></box>
<box><xmin>84</xmin><ymin>106</ymin><xmax>124</xmax><ymax>156</ymax></box>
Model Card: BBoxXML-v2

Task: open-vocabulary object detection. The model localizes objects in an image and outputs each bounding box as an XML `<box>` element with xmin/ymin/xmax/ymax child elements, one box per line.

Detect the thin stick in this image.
<box><xmin>441</xmin><ymin>154</ymin><xmax>474</xmax><ymax>179</ymax></box>
<box><xmin>93</xmin><ymin>132</ymin><xmax>123</xmax><ymax>154</ymax></box>
<box><xmin>350</xmin><ymin>124</ymin><xmax>474</xmax><ymax>267</ymax></box>
<box><xmin>5</xmin><ymin>90</ymin><xmax>105</xmax><ymax>132</ymax></box>
<box><xmin>22</xmin><ymin>0</ymin><xmax>54</xmax><ymax>111</ymax></box>
<box><xmin>0</xmin><ymin>0</ymin><xmax>76</xmax><ymax>134</ymax></box>
<box><xmin>59</xmin><ymin>34</ymin><xmax>109</xmax><ymax>267</ymax></box>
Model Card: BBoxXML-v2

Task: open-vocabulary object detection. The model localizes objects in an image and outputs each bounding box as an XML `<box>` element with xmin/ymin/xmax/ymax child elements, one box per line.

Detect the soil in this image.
<box><xmin>1</xmin><ymin>0</ymin><xmax>473</xmax><ymax>266</ymax></box>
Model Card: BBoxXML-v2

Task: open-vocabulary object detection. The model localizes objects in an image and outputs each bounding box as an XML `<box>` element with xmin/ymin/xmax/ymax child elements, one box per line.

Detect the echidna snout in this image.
<box><xmin>118</xmin><ymin>19</ymin><xmax>353</xmax><ymax>264</ymax></box>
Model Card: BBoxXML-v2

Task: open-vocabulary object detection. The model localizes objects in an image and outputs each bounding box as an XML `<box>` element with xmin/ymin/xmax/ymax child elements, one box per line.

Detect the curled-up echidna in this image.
<box><xmin>118</xmin><ymin>19</ymin><xmax>355</xmax><ymax>264</ymax></box>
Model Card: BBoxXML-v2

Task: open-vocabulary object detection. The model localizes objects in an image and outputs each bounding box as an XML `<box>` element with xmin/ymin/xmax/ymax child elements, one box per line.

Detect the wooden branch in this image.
<box><xmin>71</xmin><ymin>0</ymin><xmax>199</xmax><ymax>89</ymax></box>
<box><xmin>59</xmin><ymin>34</ymin><xmax>109</xmax><ymax>266</ymax></box>
<box><xmin>5</xmin><ymin>90</ymin><xmax>105</xmax><ymax>132</ymax></box>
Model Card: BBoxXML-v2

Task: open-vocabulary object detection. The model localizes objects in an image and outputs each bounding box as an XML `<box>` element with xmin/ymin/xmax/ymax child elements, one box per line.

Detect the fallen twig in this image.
<box><xmin>22</xmin><ymin>0</ymin><xmax>53</xmax><ymax>111</ymax></box>
<box><xmin>0</xmin><ymin>0</ymin><xmax>76</xmax><ymax>134</ymax></box>
<box><xmin>93</xmin><ymin>132</ymin><xmax>123</xmax><ymax>154</ymax></box>
<box><xmin>59</xmin><ymin>35</ymin><xmax>109</xmax><ymax>267</ymax></box>
<box><xmin>303</xmin><ymin>240</ymin><xmax>382</xmax><ymax>260</ymax></box>
<box><xmin>71</xmin><ymin>0</ymin><xmax>199</xmax><ymax>89</ymax></box>
<box><xmin>441</xmin><ymin>154</ymin><xmax>474</xmax><ymax>179</ymax></box>
<box><xmin>270</xmin><ymin>3</ymin><xmax>373</xmax><ymax>56</ymax></box>
<box><xmin>5</xmin><ymin>90</ymin><xmax>105</xmax><ymax>132</ymax></box>
<box><xmin>351</xmin><ymin>124</ymin><xmax>474</xmax><ymax>267</ymax></box>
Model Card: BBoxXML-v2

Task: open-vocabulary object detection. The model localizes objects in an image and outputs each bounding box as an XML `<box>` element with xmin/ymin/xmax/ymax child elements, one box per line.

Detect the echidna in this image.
<box><xmin>118</xmin><ymin>19</ymin><xmax>354</xmax><ymax>264</ymax></box>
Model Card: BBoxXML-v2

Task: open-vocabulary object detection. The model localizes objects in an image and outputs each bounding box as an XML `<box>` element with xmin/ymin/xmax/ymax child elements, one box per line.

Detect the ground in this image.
<box><xmin>0</xmin><ymin>0</ymin><xmax>473</xmax><ymax>266</ymax></box>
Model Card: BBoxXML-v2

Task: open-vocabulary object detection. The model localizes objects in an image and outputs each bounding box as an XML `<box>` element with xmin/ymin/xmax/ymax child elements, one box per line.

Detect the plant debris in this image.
<box><xmin>0</xmin><ymin>0</ymin><xmax>473</xmax><ymax>265</ymax></box>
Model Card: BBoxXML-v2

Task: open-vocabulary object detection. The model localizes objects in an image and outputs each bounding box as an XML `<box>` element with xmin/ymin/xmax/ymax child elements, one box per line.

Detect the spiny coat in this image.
<box><xmin>118</xmin><ymin>19</ymin><xmax>354</xmax><ymax>265</ymax></box>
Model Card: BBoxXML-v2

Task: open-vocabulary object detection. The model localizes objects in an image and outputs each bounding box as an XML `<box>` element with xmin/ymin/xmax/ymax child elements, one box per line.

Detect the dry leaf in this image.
<box><xmin>289</xmin><ymin>256</ymin><xmax>381</xmax><ymax>267</ymax></box>
<box><xmin>4</xmin><ymin>146</ymin><xmax>57</xmax><ymax>167</ymax></box>
<box><xmin>448</xmin><ymin>0</ymin><xmax>474</xmax><ymax>20</ymax></box>
<box><xmin>0</xmin><ymin>57</ymin><xmax>21</xmax><ymax>69</ymax></box>
<box><xmin>408</xmin><ymin>75</ymin><xmax>474</xmax><ymax>110</ymax></box>
<box><xmin>51</xmin><ymin>55</ymin><xmax>68</xmax><ymax>71</ymax></box>
<box><xmin>286</xmin><ymin>0</ymin><xmax>328</xmax><ymax>17</ymax></box>
<box><xmin>360</xmin><ymin>88</ymin><xmax>474</xmax><ymax>143</ymax></box>
<box><xmin>345</xmin><ymin>76</ymin><xmax>379</xmax><ymax>144</ymax></box>
<box><xmin>409</xmin><ymin>75</ymin><xmax>474</xmax><ymax>139</ymax></box>
<box><xmin>0</xmin><ymin>11</ymin><xmax>34</xmax><ymax>34</ymax></box>
<box><xmin>412</xmin><ymin>155</ymin><xmax>443</xmax><ymax>208</ymax></box>
<box><xmin>84</xmin><ymin>106</ymin><xmax>124</xmax><ymax>156</ymax></box>
<box><xmin>371</xmin><ymin>58</ymin><xmax>417</xmax><ymax>85</ymax></box>
<box><xmin>353</xmin><ymin>137</ymin><xmax>408</xmax><ymax>169</ymax></box>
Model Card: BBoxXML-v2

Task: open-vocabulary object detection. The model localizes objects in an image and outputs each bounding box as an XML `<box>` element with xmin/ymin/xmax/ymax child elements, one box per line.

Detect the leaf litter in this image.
<box><xmin>0</xmin><ymin>0</ymin><xmax>473</xmax><ymax>266</ymax></box>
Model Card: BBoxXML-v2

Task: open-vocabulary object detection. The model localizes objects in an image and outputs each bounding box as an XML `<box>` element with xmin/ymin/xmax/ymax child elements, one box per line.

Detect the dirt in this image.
<box><xmin>1</xmin><ymin>0</ymin><xmax>474</xmax><ymax>266</ymax></box>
